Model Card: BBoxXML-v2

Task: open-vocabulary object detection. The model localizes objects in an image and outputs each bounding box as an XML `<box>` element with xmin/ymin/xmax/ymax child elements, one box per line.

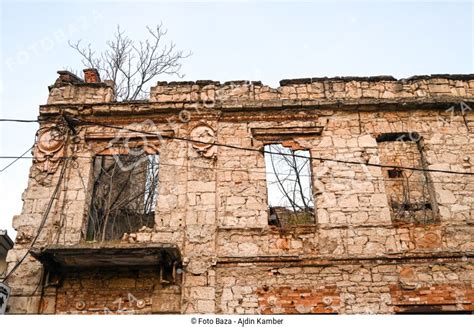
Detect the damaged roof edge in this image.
<box><xmin>152</xmin><ymin>74</ymin><xmax>474</xmax><ymax>87</ymax></box>
<box><xmin>280</xmin><ymin>74</ymin><xmax>474</xmax><ymax>85</ymax></box>
<box><xmin>46</xmin><ymin>70</ymin><xmax>474</xmax><ymax>106</ymax></box>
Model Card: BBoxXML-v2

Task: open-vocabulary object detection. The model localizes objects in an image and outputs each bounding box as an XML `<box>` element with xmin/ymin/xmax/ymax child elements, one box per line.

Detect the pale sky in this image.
<box><xmin>0</xmin><ymin>0</ymin><xmax>473</xmax><ymax>237</ymax></box>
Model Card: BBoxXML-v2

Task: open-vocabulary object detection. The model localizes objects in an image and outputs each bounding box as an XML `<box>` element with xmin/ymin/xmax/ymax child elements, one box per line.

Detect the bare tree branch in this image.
<box><xmin>87</xmin><ymin>152</ymin><xmax>159</xmax><ymax>242</ymax></box>
<box><xmin>265</xmin><ymin>144</ymin><xmax>315</xmax><ymax>225</ymax></box>
<box><xmin>69</xmin><ymin>24</ymin><xmax>191</xmax><ymax>101</ymax></box>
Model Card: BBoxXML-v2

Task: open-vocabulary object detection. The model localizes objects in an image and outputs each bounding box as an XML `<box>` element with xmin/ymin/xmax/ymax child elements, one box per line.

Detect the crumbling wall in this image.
<box><xmin>215</xmin><ymin>261</ymin><xmax>473</xmax><ymax>314</ymax></box>
<box><xmin>52</xmin><ymin>269</ymin><xmax>181</xmax><ymax>314</ymax></box>
<box><xmin>150</xmin><ymin>75</ymin><xmax>474</xmax><ymax>103</ymax></box>
<box><xmin>5</xmin><ymin>72</ymin><xmax>474</xmax><ymax>314</ymax></box>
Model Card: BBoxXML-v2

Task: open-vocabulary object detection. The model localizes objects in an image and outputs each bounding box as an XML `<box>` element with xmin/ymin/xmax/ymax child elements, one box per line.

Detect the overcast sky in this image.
<box><xmin>0</xmin><ymin>0</ymin><xmax>472</xmax><ymax>237</ymax></box>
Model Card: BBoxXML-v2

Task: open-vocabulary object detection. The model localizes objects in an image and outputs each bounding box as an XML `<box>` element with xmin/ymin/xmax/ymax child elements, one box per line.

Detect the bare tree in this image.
<box><xmin>87</xmin><ymin>153</ymin><xmax>159</xmax><ymax>242</ymax></box>
<box><xmin>264</xmin><ymin>144</ymin><xmax>315</xmax><ymax>226</ymax></box>
<box><xmin>69</xmin><ymin>24</ymin><xmax>191</xmax><ymax>100</ymax></box>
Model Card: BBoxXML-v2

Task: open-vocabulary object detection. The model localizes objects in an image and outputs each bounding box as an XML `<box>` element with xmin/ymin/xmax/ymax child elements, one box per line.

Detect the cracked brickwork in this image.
<box><xmin>53</xmin><ymin>269</ymin><xmax>181</xmax><ymax>314</ymax></box>
<box><xmin>4</xmin><ymin>71</ymin><xmax>474</xmax><ymax>314</ymax></box>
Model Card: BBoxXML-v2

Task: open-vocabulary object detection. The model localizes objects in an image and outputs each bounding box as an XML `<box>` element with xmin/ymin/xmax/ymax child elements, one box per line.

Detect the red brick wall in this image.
<box><xmin>390</xmin><ymin>283</ymin><xmax>474</xmax><ymax>312</ymax></box>
<box><xmin>53</xmin><ymin>269</ymin><xmax>181</xmax><ymax>314</ymax></box>
<box><xmin>257</xmin><ymin>286</ymin><xmax>340</xmax><ymax>314</ymax></box>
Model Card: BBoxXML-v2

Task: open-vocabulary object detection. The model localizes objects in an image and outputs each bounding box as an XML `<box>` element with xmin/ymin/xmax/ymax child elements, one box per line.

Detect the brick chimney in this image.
<box><xmin>83</xmin><ymin>68</ymin><xmax>101</xmax><ymax>83</ymax></box>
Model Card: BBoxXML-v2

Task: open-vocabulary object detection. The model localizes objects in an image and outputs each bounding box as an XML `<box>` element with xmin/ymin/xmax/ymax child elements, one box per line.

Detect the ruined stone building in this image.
<box><xmin>4</xmin><ymin>69</ymin><xmax>474</xmax><ymax>314</ymax></box>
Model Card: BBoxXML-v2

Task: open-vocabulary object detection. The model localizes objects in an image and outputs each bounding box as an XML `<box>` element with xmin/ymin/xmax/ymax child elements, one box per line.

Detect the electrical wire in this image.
<box><xmin>0</xmin><ymin>146</ymin><xmax>34</xmax><ymax>173</ymax></box>
<box><xmin>0</xmin><ymin>119</ymin><xmax>40</xmax><ymax>123</ymax></box>
<box><xmin>2</xmin><ymin>157</ymin><xmax>70</xmax><ymax>283</ymax></box>
<box><xmin>0</xmin><ymin>154</ymin><xmax>470</xmax><ymax>184</ymax></box>
<box><xmin>0</xmin><ymin>116</ymin><xmax>472</xmax><ymax>175</ymax></box>
<box><xmin>70</xmin><ymin>117</ymin><xmax>474</xmax><ymax>176</ymax></box>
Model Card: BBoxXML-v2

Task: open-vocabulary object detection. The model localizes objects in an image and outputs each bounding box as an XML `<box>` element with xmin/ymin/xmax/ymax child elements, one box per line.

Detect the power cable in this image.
<box><xmin>0</xmin><ymin>154</ymin><xmax>473</xmax><ymax>184</ymax></box>
<box><xmin>0</xmin><ymin>146</ymin><xmax>34</xmax><ymax>173</ymax></box>
<box><xmin>2</xmin><ymin>157</ymin><xmax>70</xmax><ymax>283</ymax></box>
<box><xmin>70</xmin><ymin>117</ymin><xmax>474</xmax><ymax>176</ymax></box>
<box><xmin>0</xmin><ymin>119</ymin><xmax>39</xmax><ymax>123</ymax></box>
<box><xmin>1</xmin><ymin>116</ymin><xmax>472</xmax><ymax>175</ymax></box>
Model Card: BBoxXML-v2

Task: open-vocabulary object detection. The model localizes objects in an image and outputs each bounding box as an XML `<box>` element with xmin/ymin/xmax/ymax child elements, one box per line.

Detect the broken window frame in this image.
<box><xmin>376</xmin><ymin>132</ymin><xmax>439</xmax><ymax>224</ymax></box>
<box><xmin>85</xmin><ymin>150</ymin><xmax>160</xmax><ymax>242</ymax></box>
<box><xmin>251</xmin><ymin>126</ymin><xmax>322</xmax><ymax>228</ymax></box>
<box><xmin>264</xmin><ymin>143</ymin><xmax>316</xmax><ymax>227</ymax></box>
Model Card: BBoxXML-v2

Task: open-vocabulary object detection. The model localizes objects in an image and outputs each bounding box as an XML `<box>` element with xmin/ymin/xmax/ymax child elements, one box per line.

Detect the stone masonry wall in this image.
<box><xmin>150</xmin><ymin>75</ymin><xmax>474</xmax><ymax>104</ymax></box>
<box><xmin>4</xmin><ymin>72</ymin><xmax>474</xmax><ymax>314</ymax></box>
<box><xmin>216</xmin><ymin>261</ymin><xmax>473</xmax><ymax>314</ymax></box>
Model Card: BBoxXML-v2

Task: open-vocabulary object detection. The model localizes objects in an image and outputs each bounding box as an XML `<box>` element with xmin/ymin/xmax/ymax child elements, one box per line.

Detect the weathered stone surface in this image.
<box><xmin>6</xmin><ymin>71</ymin><xmax>474</xmax><ymax>314</ymax></box>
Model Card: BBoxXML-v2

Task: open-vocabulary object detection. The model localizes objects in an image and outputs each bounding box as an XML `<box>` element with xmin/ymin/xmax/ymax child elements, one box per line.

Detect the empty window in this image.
<box><xmin>264</xmin><ymin>144</ymin><xmax>315</xmax><ymax>226</ymax></box>
<box><xmin>376</xmin><ymin>133</ymin><xmax>438</xmax><ymax>224</ymax></box>
<box><xmin>388</xmin><ymin>169</ymin><xmax>404</xmax><ymax>178</ymax></box>
<box><xmin>86</xmin><ymin>152</ymin><xmax>159</xmax><ymax>241</ymax></box>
